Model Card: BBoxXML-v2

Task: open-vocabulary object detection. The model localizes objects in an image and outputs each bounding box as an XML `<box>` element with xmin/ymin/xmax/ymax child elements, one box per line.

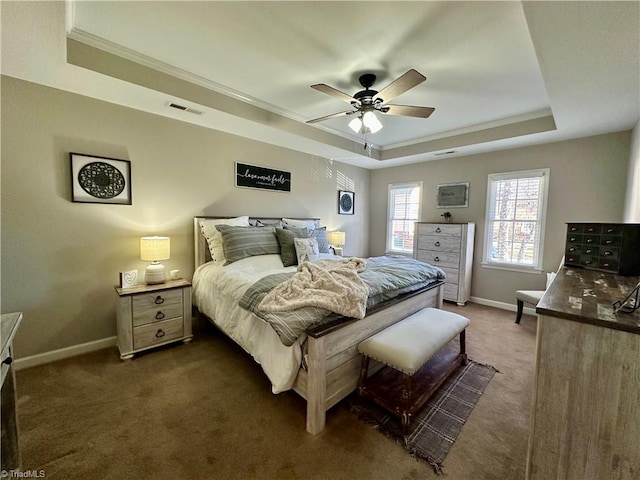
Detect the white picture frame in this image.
<box><xmin>119</xmin><ymin>270</ymin><xmax>138</xmax><ymax>288</ymax></box>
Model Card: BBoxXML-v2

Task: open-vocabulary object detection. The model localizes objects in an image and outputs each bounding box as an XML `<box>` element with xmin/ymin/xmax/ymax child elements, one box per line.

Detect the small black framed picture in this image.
<box><xmin>338</xmin><ymin>190</ymin><xmax>355</xmax><ymax>215</ymax></box>
<box><xmin>70</xmin><ymin>153</ymin><xmax>132</xmax><ymax>205</ymax></box>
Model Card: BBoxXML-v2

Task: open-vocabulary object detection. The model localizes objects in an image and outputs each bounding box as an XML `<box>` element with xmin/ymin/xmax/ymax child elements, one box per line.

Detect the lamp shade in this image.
<box><xmin>327</xmin><ymin>231</ymin><xmax>346</xmax><ymax>246</ymax></box>
<box><xmin>140</xmin><ymin>236</ymin><xmax>170</xmax><ymax>261</ymax></box>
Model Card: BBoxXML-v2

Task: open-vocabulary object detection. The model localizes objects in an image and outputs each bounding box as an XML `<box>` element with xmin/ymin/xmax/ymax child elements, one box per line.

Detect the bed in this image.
<box><xmin>192</xmin><ymin>216</ymin><xmax>444</xmax><ymax>434</ymax></box>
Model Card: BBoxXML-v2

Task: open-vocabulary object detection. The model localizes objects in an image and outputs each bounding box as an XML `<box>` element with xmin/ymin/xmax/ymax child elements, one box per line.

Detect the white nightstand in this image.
<box><xmin>115</xmin><ymin>279</ymin><xmax>193</xmax><ymax>360</ymax></box>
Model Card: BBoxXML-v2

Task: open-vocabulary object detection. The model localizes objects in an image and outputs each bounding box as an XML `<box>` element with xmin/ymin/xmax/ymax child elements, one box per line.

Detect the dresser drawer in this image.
<box><xmin>417</xmin><ymin>224</ymin><xmax>462</xmax><ymax>236</ymax></box>
<box><xmin>416</xmin><ymin>235</ymin><xmax>461</xmax><ymax>252</ymax></box>
<box><xmin>133</xmin><ymin>317</ymin><xmax>184</xmax><ymax>350</ymax></box>
<box><xmin>132</xmin><ymin>289</ymin><xmax>183</xmax><ymax>327</ymax></box>
<box><xmin>443</xmin><ymin>283</ymin><xmax>459</xmax><ymax>301</ymax></box>
<box><xmin>416</xmin><ymin>250</ymin><xmax>460</xmax><ymax>268</ymax></box>
<box><xmin>440</xmin><ymin>266</ymin><xmax>459</xmax><ymax>284</ymax></box>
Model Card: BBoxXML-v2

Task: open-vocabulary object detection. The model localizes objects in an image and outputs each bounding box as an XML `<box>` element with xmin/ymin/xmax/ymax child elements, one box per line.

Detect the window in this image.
<box><xmin>387</xmin><ymin>182</ymin><xmax>422</xmax><ymax>254</ymax></box>
<box><xmin>483</xmin><ymin>169</ymin><xmax>550</xmax><ymax>271</ymax></box>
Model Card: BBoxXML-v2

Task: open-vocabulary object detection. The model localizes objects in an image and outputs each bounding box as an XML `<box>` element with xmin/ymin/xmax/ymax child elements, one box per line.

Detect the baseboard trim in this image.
<box><xmin>14</xmin><ymin>336</ymin><xmax>117</xmax><ymax>371</ymax></box>
<box><xmin>469</xmin><ymin>296</ymin><xmax>537</xmax><ymax>316</ymax></box>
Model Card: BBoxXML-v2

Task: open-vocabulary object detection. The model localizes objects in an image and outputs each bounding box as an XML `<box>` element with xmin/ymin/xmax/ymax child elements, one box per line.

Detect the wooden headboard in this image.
<box><xmin>193</xmin><ymin>216</ymin><xmax>321</xmax><ymax>269</ymax></box>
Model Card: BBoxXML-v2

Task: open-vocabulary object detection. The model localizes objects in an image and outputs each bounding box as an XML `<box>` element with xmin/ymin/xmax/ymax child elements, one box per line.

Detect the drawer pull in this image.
<box><xmin>155</xmin><ymin>311</ymin><xmax>165</xmax><ymax>320</ymax></box>
<box><xmin>584</xmin><ymin>260</ymin><xmax>593</xmax><ymax>265</ymax></box>
<box><xmin>606</xmin><ymin>228</ymin><xmax>614</xmax><ymax>233</ymax></box>
<box><xmin>569</xmin><ymin>237</ymin><xmax>577</xmax><ymax>242</ymax></box>
<box><xmin>603</xmin><ymin>251</ymin><xmax>612</xmax><ymax>256</ymax></box>
<box><xmin>585</xmin><ymin>249</ymin><xmax>592</xmax><ymax>254</ymax></box>
<box><xmin>154</xmin><ymin>295</ymin><xmax>165</xmax><ymax>305</ymax></box>
<box><xmin>435</xmin><ymin>241</ymin><xmax>440</xmax><ymax>247</ymax></box>
<box><xmin>586</xmin><ymin>238</ymin><xmax>593</xmax><ymax>243</ymax></box>
<box><xmin>569</xmin><ymin>247</ymin><xmax>576</xmax><ymax>252</ymax></box>
<box><xmin>435</xmin><ymin>227</ymin><xmax>441</xmax><ymax>233</ymax></box>
<box><xmin>434</xmin><ymin>256</ymin><xmax>440</xmax><ymax>262</ymax></box>
<box><xmin>603</xmin><ymin>263</ymin><xmax>610</xmax><ymax>268</ymax></box>
<box><xmin>2</xmin><ymin>356</ymin><xmax>13</xmax><ymax>366</ymax></box>
<box><xmin>605</xmin><ymin>240</ymin><xmax>613</xmax><ymax>244</ymax></box>
<box><xmin>155</xmin><ymin>329</ymin><xmax>166</xmax><ymax>339</ymax></box>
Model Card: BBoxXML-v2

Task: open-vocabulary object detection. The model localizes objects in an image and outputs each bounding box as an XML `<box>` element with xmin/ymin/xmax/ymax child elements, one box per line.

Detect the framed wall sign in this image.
<box><xmin>338</xmin><ymin>190</ymin><xmax>355</xmax><ymax>215</ymax></box>
<box><xmin>70</xmin><ymin>153</ymin><xmax>132</xmax><ymax>205</ymax></box>
<box><xmin>235</xmin><ymin>162</ymin><xmax>291</xmax><ymax>192</ymax></box>
<box><xmin>436</xmin><ymin>182</ymin><xmax>469</xmax><ymax>208</ymax></box>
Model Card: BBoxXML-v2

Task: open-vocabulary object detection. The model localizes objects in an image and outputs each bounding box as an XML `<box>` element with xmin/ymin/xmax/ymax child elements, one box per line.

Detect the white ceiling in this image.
<box><xmin>2</xmin><ymin>1</ymin><xmax>639</xmax><ymax>169</ymax></box>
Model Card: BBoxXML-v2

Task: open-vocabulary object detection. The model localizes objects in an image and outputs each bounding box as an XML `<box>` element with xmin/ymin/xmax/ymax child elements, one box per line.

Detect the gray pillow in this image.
<box><xmin>275</xmin><ymin>227</ymin><xmax>308</xmax><ymax>267</ymax></box>
<box><xmin>215</xmin><ymin>225</ymin><xmax>279</xmax><ymax>265</ymax></box>
<box><xmin>284</xmin><ymin>224</ymin><xmax>330</xmax><ymax>254</ymax></box>
<box><xmin>311</xmin><ymin>226</ymin><xmax>330</xmax><ymax>254</ymax></box>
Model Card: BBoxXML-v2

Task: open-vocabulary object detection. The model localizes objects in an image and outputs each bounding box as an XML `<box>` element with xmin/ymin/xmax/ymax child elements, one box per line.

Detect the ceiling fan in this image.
<box><xmin>306</xmin><ymin>69</ymin><xmax>435</xmax><ymax>134</ymax></box>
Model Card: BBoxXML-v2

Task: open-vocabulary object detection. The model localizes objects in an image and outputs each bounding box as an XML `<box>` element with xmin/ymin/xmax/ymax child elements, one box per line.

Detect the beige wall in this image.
<box><xmin>370</xmin><ymin>132</ymin><xmax>631</xmax><ymax>305</ymax></box>
<box><xmin>0</xmin><ymin>76</ymin><xmax>370</xmax><ymax>359</ymax></box>
<box><xmin>623</xmin><ymin>120</ymin><xmax>640</xmax><ymax>222</ymax></box>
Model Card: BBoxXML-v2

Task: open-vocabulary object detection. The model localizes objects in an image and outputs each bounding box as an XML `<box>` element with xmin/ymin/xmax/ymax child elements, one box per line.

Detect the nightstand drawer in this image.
<box><xmin>132</xmin><ymin>289</ymin><xmax>183</xmax><ymax>327</ymax></box>
<box><xmin>133</xmin><ymin>317</ymin><xmax>184</xmax><ymax>350</ymax></box>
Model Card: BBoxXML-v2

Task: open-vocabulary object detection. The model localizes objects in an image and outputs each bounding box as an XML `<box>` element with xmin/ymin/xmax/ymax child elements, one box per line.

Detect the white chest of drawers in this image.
<box><xmin>414</xmin><ymin>222</ymin><xmax>475</xmax><ymax>305</ymax></box>
<box><xmin>115</xmin><ymin>279</ymin><xmax>193</xmax><ymax>359</ymax></box>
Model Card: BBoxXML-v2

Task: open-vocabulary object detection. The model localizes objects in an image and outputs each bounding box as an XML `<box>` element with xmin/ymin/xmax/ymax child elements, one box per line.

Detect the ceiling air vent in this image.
<box><xmin>168</xmin><ymin>102</ymin><xmax>203</xmax><ymax>115</ymax></box>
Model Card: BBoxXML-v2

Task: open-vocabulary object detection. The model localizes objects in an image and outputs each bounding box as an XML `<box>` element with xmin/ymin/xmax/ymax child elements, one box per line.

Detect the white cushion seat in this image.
<box><xmin>358</xmin><ymin>308</ymin><xmax>470</xmax><ymax>375</ymax></box>
<box><xmin>515</xmin><ymin>289</ymin><xmax>545</xmax><ymax>324</ymax></box>
<box><xmin>516</xmin><ymin>290</ymin><xmax>545</xmax><ymax>305</ymax></box>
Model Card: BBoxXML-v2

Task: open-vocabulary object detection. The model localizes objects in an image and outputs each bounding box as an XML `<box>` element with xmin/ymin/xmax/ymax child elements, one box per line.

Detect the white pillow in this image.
<box><xmin>294</xmin><ymin>237</ymin><xmax>320</xmax><ymax>264</ymax></box>
<box><xmin>282</xmin><ymin>218</ymin><xmax>317</xmax><ymax>231</ymax></box>
<box><xmin>199</xmin><ymin>216</ymin><xmax>250</xmax><ymax>265</ymax></box>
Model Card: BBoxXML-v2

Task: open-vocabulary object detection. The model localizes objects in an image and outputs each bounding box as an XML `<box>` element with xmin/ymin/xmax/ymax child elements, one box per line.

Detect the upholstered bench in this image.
<box><xmin>357</xmin><ymin>307</ymin><xmax>470</xmax><ymax>434</ymax></box>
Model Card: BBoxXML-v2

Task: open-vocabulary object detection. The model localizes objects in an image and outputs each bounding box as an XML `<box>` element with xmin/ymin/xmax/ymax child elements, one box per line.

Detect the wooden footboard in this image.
<box><xmin>292</xmin><ymin>281</ymin><xmax>444</xmax><ymax>435</ymax></box>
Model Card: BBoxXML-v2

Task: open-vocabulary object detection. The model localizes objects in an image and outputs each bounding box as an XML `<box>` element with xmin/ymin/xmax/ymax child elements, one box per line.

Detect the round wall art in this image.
<box><xmin>70</xmin><ymin>153</ymin><xmax>132</xmax><ymax>205</ymax></box>
<box><xmin>338</xmin><ymin>190</ymin><xmax>355</xmax><ymax>215</ymax></box>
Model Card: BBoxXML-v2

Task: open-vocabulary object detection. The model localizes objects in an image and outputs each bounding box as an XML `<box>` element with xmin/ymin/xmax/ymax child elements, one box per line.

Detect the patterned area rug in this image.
<box><xmin>350</xmin><ymin>359</ymin><xmax>498</xmax><ymax>475</ymax></box>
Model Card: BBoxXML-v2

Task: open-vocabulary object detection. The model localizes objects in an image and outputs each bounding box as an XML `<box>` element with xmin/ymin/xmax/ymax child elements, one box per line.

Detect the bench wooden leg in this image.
<box><xmin>459</xmin><ymin>329</ymin><xmax>468</xmax><ymax>365</ymax></box>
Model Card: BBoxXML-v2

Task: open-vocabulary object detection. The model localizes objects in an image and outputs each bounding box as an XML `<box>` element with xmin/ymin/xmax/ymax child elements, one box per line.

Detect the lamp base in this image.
<box><xmin>145</xmin><ymin>262</ymin><xmax>166</xmax><ymax>284</ymax></box>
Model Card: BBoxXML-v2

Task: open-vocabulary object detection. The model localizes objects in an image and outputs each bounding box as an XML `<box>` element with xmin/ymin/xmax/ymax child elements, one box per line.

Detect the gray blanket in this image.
<box><xmin>239</xmin><ymin>256</ymin><xmax>445</xmax><ymax>346</ymax></box>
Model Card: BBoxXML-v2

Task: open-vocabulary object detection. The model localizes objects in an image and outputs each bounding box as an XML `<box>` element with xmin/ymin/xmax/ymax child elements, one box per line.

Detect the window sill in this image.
<box><xmin>481</xmin><ymin>262</ymin><xmax>543</xmax><ymax>275</ymax></box>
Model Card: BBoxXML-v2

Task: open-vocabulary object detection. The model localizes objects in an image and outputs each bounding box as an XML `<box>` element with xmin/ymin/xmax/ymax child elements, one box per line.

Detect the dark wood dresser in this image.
<box><xmin>526</xmin><ymin>268</ymin><xmax>639</xmax><ymax>480</ymax></box>
<box><xmin>564</xmin><ymin>222</ymin><xmax>640</xmax><ymax>275</ymax></box>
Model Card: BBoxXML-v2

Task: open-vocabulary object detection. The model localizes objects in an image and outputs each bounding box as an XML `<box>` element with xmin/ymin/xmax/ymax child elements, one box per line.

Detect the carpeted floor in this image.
<box><xmin>14</xmin><ymin>302</ymin><xmax>538</xmax><ymax>479</ymax></box>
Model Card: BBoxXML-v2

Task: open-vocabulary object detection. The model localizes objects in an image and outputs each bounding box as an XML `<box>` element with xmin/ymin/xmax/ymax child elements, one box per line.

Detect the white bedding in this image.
<box><xmin>192</xmin><ymin>253</ymin><xmax>336</xmax><ymax>393</ymax></box>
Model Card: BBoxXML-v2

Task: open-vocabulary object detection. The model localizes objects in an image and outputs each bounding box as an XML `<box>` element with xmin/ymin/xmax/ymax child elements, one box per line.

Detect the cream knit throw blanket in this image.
<box><xmin>259</xmin><ymin>257</ymin><xmax>369</xmax><ymax>319</ymax></box>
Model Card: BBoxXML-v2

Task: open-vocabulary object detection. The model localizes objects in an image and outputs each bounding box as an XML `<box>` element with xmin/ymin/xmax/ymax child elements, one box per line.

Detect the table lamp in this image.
<box><xmin>327</xmin><ymin>231</ymin><xmax>346</xmax><ymax>256</ymax></box>
<box><xmin>140</xmin><ymin>236</ymin><xmax>170</xmax><ymax>284</ymax></box>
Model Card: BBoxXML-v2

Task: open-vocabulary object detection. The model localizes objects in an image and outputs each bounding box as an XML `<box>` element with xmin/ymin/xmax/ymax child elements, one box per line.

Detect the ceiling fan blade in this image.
<box><xmin>373</xmin><ymin>69</ymin><xmax>426</xmax><ymax>103</ymax></box>
<box><xmin>306</xmin><ymin>110</ymin><xmax>356</xmax><ymax>124</ymax></box>
<box><xmin>382</xmin><ymin>104</ymin><xmax>435</xmax><ymax>118</ymax></box>
<box><xmin>310</xmin><ymin>84</ymin><xmax>356</xmax><ymax>104</ymax></box>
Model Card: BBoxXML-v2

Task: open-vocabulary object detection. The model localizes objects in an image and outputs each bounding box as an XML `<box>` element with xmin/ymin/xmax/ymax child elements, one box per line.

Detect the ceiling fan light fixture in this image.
<box><xmin>348</xmin><ymin>116</ymin><xmax>363</xmax><ymax>133</ymax></box>
<box><xmin>363</xmin><ymin>111</ymin><xmax>383</xmax><ymax>133</ymax></box>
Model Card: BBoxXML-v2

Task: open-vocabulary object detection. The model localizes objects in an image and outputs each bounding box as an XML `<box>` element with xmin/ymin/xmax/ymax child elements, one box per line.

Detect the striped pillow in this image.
<box><xmin>215</xmin><ymin>225</ymin><xmax>280</xmax><ymax>265</ymax></box>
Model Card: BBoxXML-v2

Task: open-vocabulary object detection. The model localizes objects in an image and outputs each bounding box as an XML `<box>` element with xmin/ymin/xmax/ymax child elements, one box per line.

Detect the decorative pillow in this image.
<box><xmin>215</xmin><ymin>225</ymin><xmax>280</xmax><ymax>265</ymax></box>
<box><xmin>282</xmin><ymin>218</ymin><xmax>318</xmax><ymax>231</ymax></box>
<box><xmin>199</xmin><ymin>216</ymin><xmax>250</xmax><ymax>264</ymax></box>
<box><xmin>251</xmin><ymin>219</ymin><xmax>283</xmax><ymax>228</ymax></box>
<box><xmin>275</xmin><ymin>227</ymin><xmax>309</xmax><ymax>267</ymax></box>
<box><xmin>311</xmin><ymin>226</ymin><xmax>331</xmax><ymax>254</ymax></box>
<box><xmin>294</xmin><ymin>237</ymin><xmax>320</xmax><ymax>264</ymax></box>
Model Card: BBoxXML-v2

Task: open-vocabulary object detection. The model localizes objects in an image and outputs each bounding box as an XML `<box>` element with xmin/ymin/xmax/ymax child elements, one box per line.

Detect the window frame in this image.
<box><xmin>386</xmin><ymin>181</ymin><xmax>423</xmax><ymax>255</ymax></box>
<box><xmin>482</xmin><ymin>168</ymin><xmax>550</xmax><ymax>273</ymax></box>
